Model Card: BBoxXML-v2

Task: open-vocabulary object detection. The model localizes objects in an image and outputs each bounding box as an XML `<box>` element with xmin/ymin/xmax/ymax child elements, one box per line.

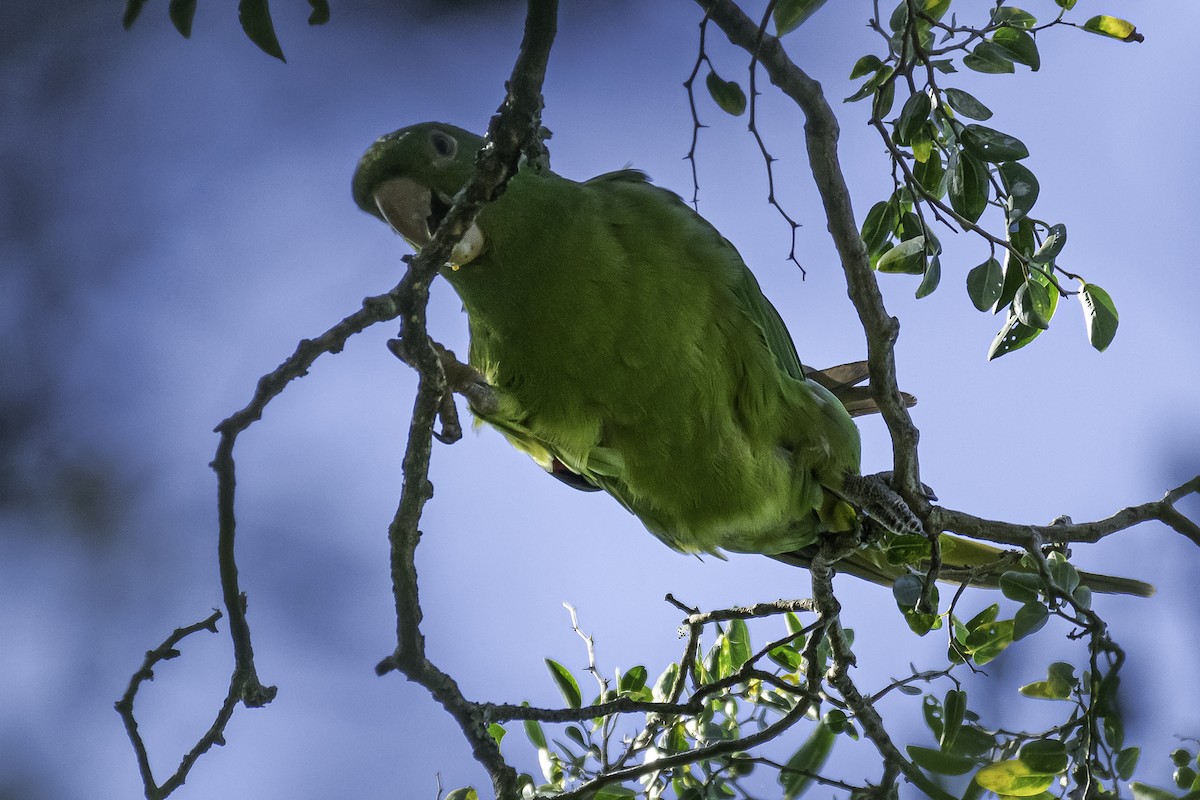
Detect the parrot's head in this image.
<box><xmin>352</xmin><ymin>122</ymin><xmax>487</xmax><ymax>263</ymax></box>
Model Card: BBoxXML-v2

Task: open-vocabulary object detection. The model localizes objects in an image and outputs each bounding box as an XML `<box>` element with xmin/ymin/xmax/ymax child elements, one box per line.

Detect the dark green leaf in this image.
<box><xmin>307</xmin><ymin>0</ymin><xmax>330</xmax><ymax>25</ymax></box>
<box><xmin>914</xmin><ymin>150</ymin><xmax>945</xmax><ymax>197</ymax></box>
<box><xmin>992</xmin><ymin>7</ymin><xmax>1037</xmax><ymax>29</ymax></box>
<box><xmin>988</xmin><ymin>311</ymin><xmax>1044</xmax><ymax>360</ymax></box>
<box><xmin>893</xmin><ymin>574</ymin><xmax>924</xmax><ymax>607</ymax></box>
<box><xmin>1032</xmin><ymin>223</ymin><xmax>1067</xmax><ymax>264</ymax></box>
<box><xmin>995</xmin><ymin>216</ymin><xmax>1036</xmax><ymax>311</ymax></box>
<box><xmin>1055</xmin><ymin>0</ymin><xmax>1077</xmax><ymax>8</ymax></box>
<box><xmin>943</xmin><ymin>88</ymin><xmax>993</xmax><ymax>120</ymax></box>
<box><xmin>930</xmin><ymin>59</ymin><xmax>957</xmax><ymax>74</ymax></box>
<box><xmin>593</xmin><ymin>787</ymin><xmax>637</xmax><ymax>800</ymax></box>
<box><xmin>850</xmin><ymin>54</ymin><xmax>883</xmax><ymax>79</ymax></box>
<box><xmin>861</xmin><ymin>199</ymin><xmax>896</xmax><ymax>253</ymax></box>
<box><xmin>966</xmin><ymin>604</ymin><xmax>999</xmax><ymax>631</ymax></box>
<box><xmin>768</xmin><ymin>644</ymin><xmax>803</xmax><ymax>671</ymax></box>
<box><xmin>1083</xmin><ymin>15</ymin><xmax>1144</xmax><ymax>43</ymax></box>
<box><xmin>873</xmin><ymin>79</ymin><xmax>896</xmax><ymax>118</ymax></box>
<box><xmin>1047</xmin><ymin>552</ymin><xmax>1080</xmax><ymax>595</ymax></box>
<box><xmin>780</xmin><ymin>722</ymin><xmax>837</xmax><ymax>799</ymax></box>
<box><xmin>1019</xmin><ymin>739</ymin><xmax>1068</xmax><ymax>775</ymax></box>
<box><xmin>238</xmin><ymin>0</ymin><xmax>286</xmax><ymax>61</ymax></box>
<box><xmin>1118</xmin><ymin>747</ymin><xmax>1142</xmax><ymax>780</ymax></box>
<box><xmin>998</xmin><ymin>161</ymin><xmax>1040</xmax><ymax>222</ymax></box>
<box><xmin>1173</xmin><ymin>765</ymin><xmax>1197</xmax><ymax>789</ymax></box>
<box><xmin>966</xmin><ymin>258</ymin><xmax>1004</xmax><ymax>311</ymax></box>
<box><xmin>923</xmin><ymin>695</ymin><xmax>944</xmax><ymax>741</ymax></box>
<box><xmin>1013</xmin><ymin>602</ymin><xmax>1049</xmax><ymax>640</ymax></box>
<box><xmin>896</xmin><ymin>91</ymin><xmax>933</xmax><ymax>145</ymax></box>
<box><xmin>169</xmin><ymin>0</ymin><xmax>197</xmax><ymax>37</ymax></box>
<box><xmin>908</xmin><ymin>745</ymin><xmax>977</xmax><ymax>776</ymax></box>
<box><xmin>963</xmin><ymin>41</ymin><xmax>1015</xmax><ymax>74</ymax></box>
<box><xmin>1079</xmin><ymin>283</ymin><xmax>1119</xmax><ymax>351</ymax></box>
<box><xmin>123</xmin><ymin>0</ymin><xmax>150</xmax><ymax>29</ymax></box>
<box><xmin>942</xmin><ymin>689</ymin><xmax>967</xmax><ymax>750</ymax></box>
<box><xmin>1014</xmin><ymin>280</ymin><xmax>1051</xmax><ymax>330</ymax></box>
<box><xmin>545</xmin><ymin>659</ymin><xmax>582</xmax><ymax>708</ymax></box>
<box><xmin>1171</xmin><ymin>749</ymin><xmax>1193</xmax><ymax>768</ymax></box>
<box><xmin>706</xmin><ymin>71</ymin><xmax>747</xmax><ymax>116</ymax></box>
<box><xmin>962</xmin><ymin>124</ymin><xmax>1030</xmax><ymax>162</ymax></box>
<box><xmin>774</xmin><ymin>0</ymin><xmax>830</xmax><ymax>36</ymax></box>
<box><xmin>1000</xmin><ymin>571</ymin><xmax>1042</xmax><ymax>603</ymax></box>
<box><xmin>948</xmin><ymin>150</ymin><xmax>989</xmax><ymax>223</ymax></box>
<box><xmin>916</xmin><ymin>254</ymin><xmax>941</xmax><ymax>298</ymax></box>
<box><xmin>992</xmin><ymin>27</ymin><xmax>1041</xmax><ymax>70</ymax></box>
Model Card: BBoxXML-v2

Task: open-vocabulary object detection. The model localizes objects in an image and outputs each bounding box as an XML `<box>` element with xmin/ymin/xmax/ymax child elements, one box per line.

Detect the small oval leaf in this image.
<box><xmin>1079</xmin><ymin>283</ymin><xmax>1119</xmax><ymax>351</ymax></box>
<box><xmin>706</xmin><ymin>71</ymin><xmax>747</xmax><ymax>116</ymax></box>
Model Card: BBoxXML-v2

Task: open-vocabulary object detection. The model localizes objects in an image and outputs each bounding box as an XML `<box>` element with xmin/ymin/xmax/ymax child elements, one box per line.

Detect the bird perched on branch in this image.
<box><xmin>352</xmin><ymin>122</ymin><xmax>1152</xmax><ymax>598</ymax></box>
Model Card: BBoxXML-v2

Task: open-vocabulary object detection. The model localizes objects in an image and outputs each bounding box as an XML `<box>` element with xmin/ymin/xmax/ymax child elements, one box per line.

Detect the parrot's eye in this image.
<box><xmin>430</xmin><ymin>131</ymin><xmax>457</xmax><ymax>159</ymax></box>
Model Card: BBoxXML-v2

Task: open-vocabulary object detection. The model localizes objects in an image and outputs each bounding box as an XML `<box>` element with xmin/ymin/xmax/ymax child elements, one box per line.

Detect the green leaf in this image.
<box><xmin>1019</xmin><ymin>739</ymin><xmax>1068</xmax><ymax>775</ymax></box>
<box><xmin>706</xmin><ymin>71</ymin><xmax>747</xmax><ymax>116</ymax></box>
<box><xmin>941</xmin><ymin>689</ymin><xmax>967</xmax><ymax>750</ymax></box>
<box><xmin>966</xmin><ymin>604</ymin><xmax>999</xmax><ymax>631</ymax></box>
<box><xmin>876</xmin><ymin>236</ymin><xmax>927</xmax><ymax>274</ymax></box>
<box><xmin>785</xmin><ymin>611</ymin><xmax>805</xmax><ymax>636</ymax></box>
<box><xmin>962</xmin><ymin>124</ymin><xmax>1030</xmax><ymax>162</ymax></box>
<box><xmin>884</xmin><ymin>534</ymin><xmax>933</xmax><ymax>565</ymax></box>
<box><xmin>992</xmin><ymin>27</ymin><xmax>1041</xmax><ymax>70</ymax></box>
<box><xmin>652</xmin><ymin>662</ymin><xmax>679</xmax><ymax>702</ymax></box>
<box><xmin>963</xmin><ymin>41</ymin><xmax>1015</xmax><ymax>74</ymax></box>
<box><xmin>908</xmin><ymin>745</ymin><xmax>977</xmax><ymax>776</ymax></box>
<box><xmin>1020</xmin><ymin>662</ymin><xmax>1077</xmax><ymax>700</ymax></box>
<box><xmin>444</xmin><ymin>788</ymin><xmax>479</xmax><ymax>800</ymax></box>
<box><xmin>238</xmin><ymin>0</ymin><xmax>286</xmax><ymax>61</ymax></box>
<box><xmin>593</xmin><ymin>787</ymin><xmax>638</xmax><ymax>800</ymax></box>
<box><xmin>619</xmin><ymin>665</ymin><xmax>648</xmax><ymax>695</ymax></box>
<box><xmin>849</xmin><ymin>54</ymin><xmax>883</xmax><ymax>79</ymax></box>
<box><xmin>999</xmin><ymin>571</ymin><xmax>1042</xmax><ymax>603</ymax></box>
<box><xmin>774</xmin><ymin>0</ymin><xmax>829</xmax><ymax>36</ymax></box>
<box><xmin>523</xmin><ymin>716</ymin><xmax>548</xmax><ymax>749</ymax></box>
<box><xmin>545</xmin><ymin>659</ymin><xmax>582</xmax><ymax>709</ymax></box>
<box><xmin>948</xmin><ymin>151</ymin><xmax>989</xmax><ymax>223</ymax></box>
<box><xmin>916</xmin><ymin>255</ymin><xmax>941</xmax><ymax>298</ymax></box>
<box><xmin>1013</xmin><ymin>602</ymin><xmax>1049</xmax><ymax>640</ymax></box>
<box><xmin>1079</xmin><ymin>283</ymin><xmax>1119</xmax><ymax>351</ymax></box>
<box><xmin>768</xmin><ymin>644</ymin><xmax>804</xmax><ymax>671</ymax></box>
<box><xmin>998</xmin><ymin>161</ymin><xmax>1040</xmax><ymax>222</ymax></box>
<box><xmin>1032</xmin><ymin>223</ymin><xmax>1067</xmax><ymax>264</ymax></box>
<box><xmin>873</xmin><ymin>78</ymin><xmax>896</xmax><ymax>118</ymax></box>
<box><xmin>1046</xmin><ymin>552</ymin><xmax>1080</xmax><ymax>594</ymax></box>
<box><xmin>966</xmin><ymin>258</ymin><xmax>1004</xmax><ymax>311</ymax></box>
<box><xmin>943</xmin><ymin>88</ymin><xmax>993</xmax><ymax>120</ymax></box>
<box><xmin>988</xmin><ymin>311</ymin><xmax>1044</xmax><ymax>360</ymax></box>
<box><xmin>487</xmin><ymin>723</ymin><xmax>506</xmax><ymax>748</ymax></box>
<box><xmin>307</xmin><ymin>0</ymin><xmax>330</xmax><ymax>25</ymax></box>
<box><xmin>968</xmin><ymin>619</ymin><xmax>1014</xmax><ymax>665</ymax></box>
<box><xmin>1131</xmin><ymin>784</ymin><xmax>1183</xmax><ymax>800</ymax></box>
<box><xmin>911</xmin><ymin>124</ymin><xmax>934</xmax><ymax>164</ymax></box>
<box><xmin>725</xmin><ymin>618</ymin><xmax>752</xmax><ymax>671</ymax></box>
<box><xmin>1118</xmin><ymin>747</ymin><xmax>1142</xmax><ymax>780</ymax></box>
<box><xmin>893</xmin><ymin>574</ymin><xmax>924</xmax><ymax>607</ymax></box>
<box><xmin>1083</xmin><ymin>15</ymin><xmax>1144</xmax><ymax>43</ymax></box>
<box><xmin>861</xmin><ymin>199</ymin><xmax>896</xmax><ymax>253</ymax></box>
<box><xmin>914</xmin><ymin>150</ymin><xmax>945</xmax><ymax>197</ymax></box>
<box><xmin>123</xmin><ymin>0</ymin><xmax>150</xmax><ymax>29</ymax></box>
<box><xmin>1014</xmin><ymin>280</ymin><xmax>1052</xmax><ymax>330</ymax></box>
<box><xmin>896</xmin><ymin>91</ymin><xmax>933</xmax><ymax>145</ymax></box>
<box><xmin>168</xmin><ymin>0</ymin><xmax>197</xmax><ymax>37</ymax></box>
<box><xmin>975</xmin><ymin>760</ymin><xmax>1056</xmax><ymax>796</ymax></box>
<box><xmin>780</xmin><ymin>722</ymin><xmax>837</xmax><ymax>799</ymax></box>
<box><xmin>992</xmin><ymin>7</ymin><xmax>1038</xmax><ymax>29</ymax></box>
<box><xmin>1055</xmin><ymin>0</ymin><xmax>1077</xmax><ymax>8</ymax></box>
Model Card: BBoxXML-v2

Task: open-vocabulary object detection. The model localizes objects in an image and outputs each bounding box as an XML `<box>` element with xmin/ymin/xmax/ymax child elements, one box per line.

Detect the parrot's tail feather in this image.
<box><xmin>771</xmin><ymin>545</ymin><xmax>1156</xmax><ymax>597</ymax></box>
<box><xmin>803</xmin><ymin>360</ymin><xmax>917</xmax><ymax>417</ymax></box>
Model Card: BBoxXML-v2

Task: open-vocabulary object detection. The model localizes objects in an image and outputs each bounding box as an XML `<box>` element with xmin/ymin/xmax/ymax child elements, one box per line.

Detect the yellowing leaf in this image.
<box><xmin>1082</xmin><ymin>15</ymin><xmax>1144</xmax><ymax>43</ymax></box>
<box><xmin>975</xmin><ymin>760</ymin><xmax>1055</xmax><ymax>796</ymax></box>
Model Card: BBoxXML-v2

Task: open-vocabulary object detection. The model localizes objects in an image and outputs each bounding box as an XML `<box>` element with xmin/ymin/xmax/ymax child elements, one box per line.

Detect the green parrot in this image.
<box><xmin>351</xmin><ymin>122</ymin><xmax>1152</xmax><ymax>598</ymax></box>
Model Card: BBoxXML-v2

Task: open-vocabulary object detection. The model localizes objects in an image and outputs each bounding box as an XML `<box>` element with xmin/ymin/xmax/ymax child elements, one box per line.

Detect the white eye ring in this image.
<box><xmin>430</xmin><ymin>131</ymin><xmax>456</xmax><ymax>159</ymax></box>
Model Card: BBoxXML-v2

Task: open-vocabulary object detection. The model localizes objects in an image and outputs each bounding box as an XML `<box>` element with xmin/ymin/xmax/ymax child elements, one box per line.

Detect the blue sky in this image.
<box><xmin>2</xmin><ymin>2</ymin><xmax>1198</xmax><ymax>798</ymax></box>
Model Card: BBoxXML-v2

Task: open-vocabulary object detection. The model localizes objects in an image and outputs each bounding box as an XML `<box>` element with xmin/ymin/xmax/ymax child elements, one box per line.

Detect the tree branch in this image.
<box><xmin>370</xmin><ymin>2</ymin><xmax>559</xmax><ymax>799</ymax></box>
<box><xmin>694</xmin><ymin>0</ymin><xmax>923</xmax><ymax>499</ymax></box>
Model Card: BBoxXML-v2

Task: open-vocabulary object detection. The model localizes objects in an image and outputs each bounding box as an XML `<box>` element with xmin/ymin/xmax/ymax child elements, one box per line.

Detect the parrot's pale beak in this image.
<box><xmin>373</xmin><ymin>176</ymin><xmax>486</xmax><ymax>267</ymax></box>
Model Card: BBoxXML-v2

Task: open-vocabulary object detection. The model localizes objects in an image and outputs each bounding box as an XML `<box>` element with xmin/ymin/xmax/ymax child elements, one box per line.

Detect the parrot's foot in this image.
<box><xmin>840</xmin><ymin>472</ymin><xmax>926</xmax><ymax>537</ymax></box>
<box><xmin>387</xmin><ymin>338</ymin><xmax>498</xmax><ymax>444</ymax></box>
